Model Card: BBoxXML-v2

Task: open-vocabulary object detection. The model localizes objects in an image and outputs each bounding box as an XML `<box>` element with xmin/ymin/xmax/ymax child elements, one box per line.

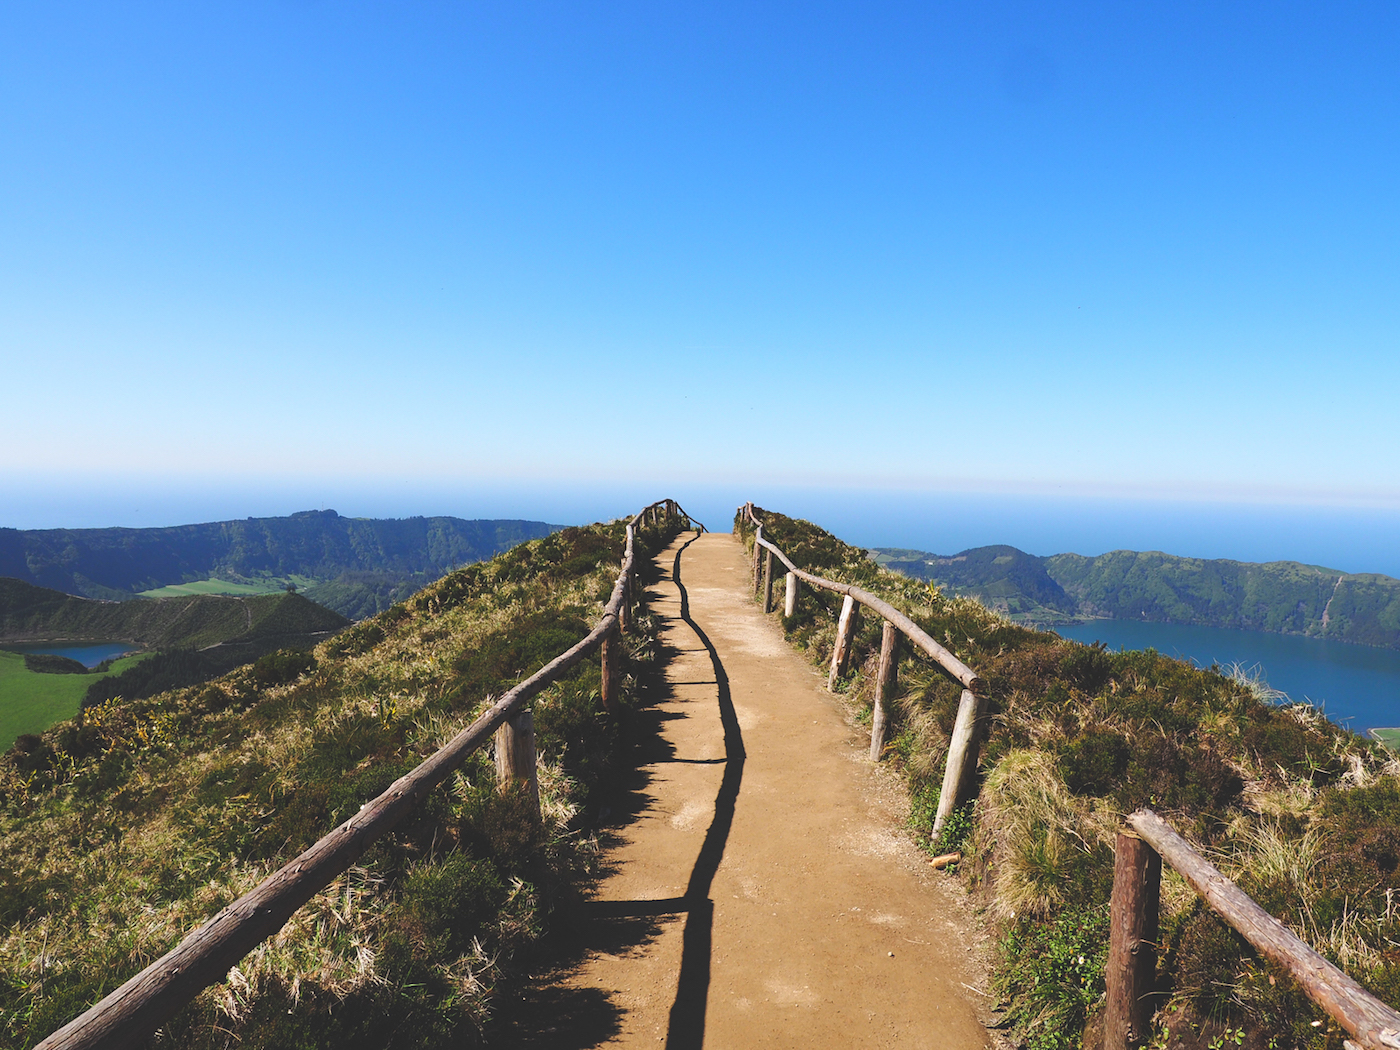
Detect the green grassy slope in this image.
<box><xmin>139</xmin><ymin>576</ymin><xmax>318</xmax><ymax>598</ymax></box>
<box><xmin>759</xmin><ymin>508</ymin><xmax>1400</xmax><ymax>1050</ymax></box>
<box><xmin>872</xmin><ymin>544</ymin><xmax>1400</xmax><ymax>648</ymax></box>
<box><xmin>0</xmin><ymin>517</ymin><xmax>682</xmax><ymax>1050</ymax></box>
<box><xmin>0</xmin><ymin>651</ymin><xmax>150</xmax><ymax>751</ymax></box>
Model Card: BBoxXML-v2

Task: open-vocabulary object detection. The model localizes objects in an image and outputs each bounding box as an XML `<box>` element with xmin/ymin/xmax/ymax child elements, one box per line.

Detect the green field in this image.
<box><xmin>0</xmin><ymin>651</ymin><xmax>150</xmax><ymax>751</ymax></box>
<box><xmin>138</xmin><ymin>575</ymin><xmax>318</xmax><ymax>598</ymax></box>
<box><xmin>1371</xmin><ymin>727</ymin><xmax>1400</xmax><ymax>749</ymax></box>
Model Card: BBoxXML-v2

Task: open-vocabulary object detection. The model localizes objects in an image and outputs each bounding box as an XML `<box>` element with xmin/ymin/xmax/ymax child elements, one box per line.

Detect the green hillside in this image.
<box><xmin>0</xmin><ymin>651</ymin><xmax>150</xmax><ymax>752</ymax></box>
<box><xmin>871</xmin><ymin>545</ymin><xmax>1400</xmax><ymax>648</ymax></box>
<box><xmin>0</xmin><ymin>577</ymin><xmax>348</xmax><ymax>650</ymax></box>
<box><xmin>0</xmin><ymin>518</ymin><xmax>678</xmax><ymax>1050</ymax></box>
<box><xmin>0</xmin><ymin>510</ymin><xmax>560</xmax><ymax>618</ymax></box>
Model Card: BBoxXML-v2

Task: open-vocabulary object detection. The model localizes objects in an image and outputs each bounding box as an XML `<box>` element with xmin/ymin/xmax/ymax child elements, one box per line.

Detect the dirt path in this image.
<box><xmin>507</xmin><ymin>531</ymin><xmax>991</xmax><ymax>1049</ymax></box>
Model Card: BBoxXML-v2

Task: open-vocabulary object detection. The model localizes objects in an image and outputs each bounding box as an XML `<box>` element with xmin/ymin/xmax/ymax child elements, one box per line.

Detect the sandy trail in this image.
<box><xmin>504</xmin><ymin>531</ymin><xmax>990</xmax><ymax>1049</ymax></box>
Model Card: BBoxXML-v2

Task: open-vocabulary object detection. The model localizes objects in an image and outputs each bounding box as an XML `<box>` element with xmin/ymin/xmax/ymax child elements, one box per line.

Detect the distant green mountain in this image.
<box><xmin>870</xmin><ymin>545</ymin><xmax>1400</xmax><ymax>649</ymax></box>
<box><xmin>0</xmin><ymin>510</ymin><xmax>560</xmax><ymax>618</ymax></box>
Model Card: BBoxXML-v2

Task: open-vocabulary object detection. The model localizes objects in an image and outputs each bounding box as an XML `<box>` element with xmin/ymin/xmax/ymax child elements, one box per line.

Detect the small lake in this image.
<box><xmin>1</xmin><ymin>642</ymin><xmax>138</xmax><ymax>668</ymax></box>
<box><xmin>1055</xmin><ymin>619</ymin><xmax>1400</xmax><ymax>734</ymax></box>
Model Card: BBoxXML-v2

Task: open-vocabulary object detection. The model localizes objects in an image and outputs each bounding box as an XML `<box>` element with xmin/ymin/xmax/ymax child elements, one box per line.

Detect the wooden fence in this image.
<box><xmin>35</xmin><ymin>499</ymin><xmax>705</xmax><ymax>1050</ymax></box>
<box><xmin>738</xmin><ymin>503</ymin><xmax>982</xmax><ymax>838</ymax></box>
<box><xmin>1106</xmin><ymin>808</ymin><xmax>1400</xmax><ymax>1050</ymax></box>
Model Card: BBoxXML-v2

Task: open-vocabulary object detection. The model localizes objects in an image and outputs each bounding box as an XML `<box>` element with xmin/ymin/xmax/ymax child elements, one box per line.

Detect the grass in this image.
<box><xmin>0</xmin><ymin>651</ymin><xmax>149</xmax><ymax>751</ymax></box>
<box><xmin>138</xmin><ymin>575</ymin><xmax>320</xmax><ymax>598</ymax></box>
<box><xmin>0</xmin><ymin>516</ymin><xmax>683</xmax><ymax>1050</ymax></box>
<box><xmin>737</xmin><ymin>505</ymin><xmax>1400</xmax><ymax>1050</ymax></box>
<box><xmin>1370</xmin><ymin>727</ymin><xmax>1400</xmax><ymax>749</ymax></box>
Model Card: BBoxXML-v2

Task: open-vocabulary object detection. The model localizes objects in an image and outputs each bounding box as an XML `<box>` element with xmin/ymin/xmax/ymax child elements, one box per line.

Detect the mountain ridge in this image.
<box><xmin>0</xmin><ymin>510</ymin><xmax>561</xmax><ymax>618</ymax></box>
<box><xmin>0</xmin><ymin>576</ymin><xmax>349</xmax><ymax>651</ymax></box>
<box><xmin>870</xmin><ymin>544</ymin><xmax>1400</xmax><ymax>649</ymax></box>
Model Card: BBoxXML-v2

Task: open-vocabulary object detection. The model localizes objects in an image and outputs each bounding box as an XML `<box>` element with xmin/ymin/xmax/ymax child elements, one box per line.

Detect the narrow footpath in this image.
<box><xmin>509</xmin><ymin>531</ymin><xmax>991</xmax><ymax>1049</ymax></box>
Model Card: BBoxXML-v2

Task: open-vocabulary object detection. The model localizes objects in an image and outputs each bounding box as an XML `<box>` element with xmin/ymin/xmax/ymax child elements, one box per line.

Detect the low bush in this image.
<box><xmin>22</xmin><ymin>653</ymin><xmax>88</xmax><ymax>674</ymax></box>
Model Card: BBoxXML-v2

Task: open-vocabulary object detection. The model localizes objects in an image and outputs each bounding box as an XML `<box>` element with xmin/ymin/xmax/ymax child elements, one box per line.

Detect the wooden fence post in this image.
<box><xmin>619</xmin><ymin>571</ymin><xmax>632</xmax><ymax>633</ymax></box>
<box><xmin>828</xmin><ymin>595</ymin><xmax>861</xmax><ymax>690</ymax></box>
<box><xmin>870</xmin><ymin>621</ymin><xmax>899</xmax><ymax>760</ymax></box>
<box><xmin>494</xmin><ymin>709</ymin><xmax>540</xmax><ymax>818</ymax></box>
<box><xmin>932</xmin><ymin>688</ymin><xmax>982</xmax><ymax>839</ymax></box>
<box><xmin>784</xmin><ymin>571</ymin><xmax>798</xmax><ymax>617</ymax></box>
<box><xmin>1104</xmin><ymin>831</ymin><xmax>1161</xmax><ymax>1050</ymax></box>
<box><xmin>601</xmin><ymin>626</ymin><xmax>620</xmax><ymax>714</ymax></box>
<box><xmin>762</xmin><ymin>549</ymin><xmax>775</xmax><ymax>613</ymax></box>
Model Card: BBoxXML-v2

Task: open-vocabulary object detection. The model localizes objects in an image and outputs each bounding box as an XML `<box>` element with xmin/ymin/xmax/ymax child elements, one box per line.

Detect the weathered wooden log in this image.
<box><xmin>870</xmin><ymin>621</ymin><xmax>899</xmax><ymax>761</ymax></box>
<box><xmin>1127</xmin><ymin>809</ymin><xmax>1400</xmax><ymax>1050</ymax></box>
<box><xmin>762</xmin><ymin>549</ymin><xmax>775</xmax><ymax>613</ymax></box>
<box><xmin>828</xmin><ymin>594</ymin><xmax>860</xmax><ymax>690</ymax></box>
<box><xmin>494</xmin><ymin>709</ymin><xmax>540</xmax><ymax>817</ymax></box>
<box><xmin>784</xmin><ymin>571</ymin><xmax>798</xmax><ymax>617</ymax></box>
<box><xmin>32</xmin><ymin>497</ymin><xmax>658</xmax><ymax>1050</ymax></box>
<box><xmin>600</xmin><ymin>627</ymin><xmax>620</xmax><ymax>714</ymax></box>
<box><xmin>751</xmin><ymin>534</ymin><xmax>979</xmax><ymax>691</ymax></box>
<box><xmin>929</xmin><ymin>852</ymin><xmax>961</xmax><ymax>870</ymax></box>
<box><xmin>1104</xmin><ymin>831</ymin><xmax>1161</xmax><ymax>1050</ymax></box>
<box><xmin>932</xmin><ymin>688</ymin><xmax>981</xmax><ymax>839</ymax></box>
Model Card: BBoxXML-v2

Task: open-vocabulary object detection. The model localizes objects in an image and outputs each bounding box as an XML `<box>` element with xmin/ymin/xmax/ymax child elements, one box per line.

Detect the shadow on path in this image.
<box><xmin>494</xmin><ymin>532</ymin><xmax>744</xmax><ymax>1049</ymax></box>
<box><xmin>662</xmin><ymin>534</ymin><xmax>746</xmax><ymax>1050</ymax></box>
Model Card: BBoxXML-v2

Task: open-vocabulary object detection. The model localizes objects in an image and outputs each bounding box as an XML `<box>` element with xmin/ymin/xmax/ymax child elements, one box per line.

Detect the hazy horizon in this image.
<box><xmin>6</xmin><ymin>478</ymin><xmax>1399</xmax><ymax>581</ymax></box>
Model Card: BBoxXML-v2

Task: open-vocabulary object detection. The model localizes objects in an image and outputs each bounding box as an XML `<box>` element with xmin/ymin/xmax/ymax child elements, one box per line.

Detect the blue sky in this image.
<box><xmin>3</xmin><ymin>2</ymin><xmax>1398</xmax><ymax>563</ymax></box>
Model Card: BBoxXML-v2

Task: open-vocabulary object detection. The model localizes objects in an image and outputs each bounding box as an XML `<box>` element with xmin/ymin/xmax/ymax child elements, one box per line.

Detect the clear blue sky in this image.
<box><xmin>3</xmin><ymin>2</ymin><xmax>1398</xmax><ymax>560</ymax></box>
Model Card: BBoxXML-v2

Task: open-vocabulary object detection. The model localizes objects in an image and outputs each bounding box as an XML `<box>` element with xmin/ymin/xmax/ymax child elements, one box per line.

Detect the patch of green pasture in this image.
<box><xmin>0</xmin><ymin>651</ymin><xmax>149</xmax><ymax>752</ymax></box>
<box><xmin>1371</xmin><ymin>728</ymin><xmax>1400</xmax><ymax>749</ymax></box>
<box><xmin>139</xmin><ymin>575</ymin><xmax>319</xmax><ymax>598</ymax></box>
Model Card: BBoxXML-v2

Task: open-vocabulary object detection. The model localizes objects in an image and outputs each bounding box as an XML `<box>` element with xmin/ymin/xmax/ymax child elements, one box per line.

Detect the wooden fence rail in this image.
<box><xmin>738</xmin><ymin>503</ymin><xmax>982</xmax><ymax>838</ymax></box>
<box><xmin>1106</xmin><ymin>808</ymin><xmax>1400</xmax><ymax>1050</ymax></box>
<box><xmin>36</xmin><ymin>499</ymin><xmax>706</xmax><ymax>1050</ymax></box>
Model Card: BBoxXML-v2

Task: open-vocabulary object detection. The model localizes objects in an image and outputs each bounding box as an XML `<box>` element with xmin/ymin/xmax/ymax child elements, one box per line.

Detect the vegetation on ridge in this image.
<box><xmin>0</xmin><ymin>516</ymin><xmax>681</xmax><ymax>1049</ymax></box>
<box><xmin>744</xmin><ymin>506</ymin><xmax>1400</xmax><ymax>1050</ymax></box>
<box><xmin>871</xmin><ymin>543</ymin><xmax>1400</xmax><ymax>649</ymax></box>
<box><xmin>0</xmin><ymin>577</ymin><xmax>349</xmax><ymax>649</ymax></box>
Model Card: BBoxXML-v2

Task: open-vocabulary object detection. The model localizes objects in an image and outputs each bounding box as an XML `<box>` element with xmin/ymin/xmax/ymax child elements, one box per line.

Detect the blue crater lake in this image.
<box><xmin>1054</xmin><ymin>619</ymin><xmax>1400</xmax><ymax>734</ymax></box>
<box><xmin>2</xmin><ymin>642</ymin><xmax>138</xmax><ymax>668</ymax></box>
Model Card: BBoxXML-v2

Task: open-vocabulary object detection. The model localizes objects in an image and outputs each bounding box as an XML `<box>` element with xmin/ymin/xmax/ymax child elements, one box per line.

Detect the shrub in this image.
<box><xmin>251</xmin><ymin>648</ymin><xmax>317</xmax><ymax>687</ymax></box>
<box><xmin>996</xmin><ymin>907</ymin><xmax>1110</xmax><ymax>1050</ymax></box>
<box><xmin>23</xmin><ymin>653</ymin><xmax>89</xmax><ymax>674</ymax></box>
